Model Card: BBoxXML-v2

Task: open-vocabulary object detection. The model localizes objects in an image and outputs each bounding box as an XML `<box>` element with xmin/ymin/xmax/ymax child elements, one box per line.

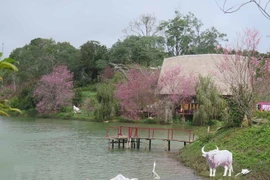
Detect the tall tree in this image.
<box><xmin>79</xmin><ymin>41</ymin><xmax>108</xmax><ymax>85</ymax></box>
<box><xmin>123</xmin><ymin>14</ymin><xmax>160</xmax><ymax>36</ymax></box>
<box><xmin>9</xmin><ymin>38</ymin><xmax>79</xmax><ymax>89</ymax></box>
<box><xmin>159</xmin><ymin>11</ymin><xmax>201</xmax><ymax>56</ymax></box>
<box><xmin>215</xmin><ymin>28</ymin><xmax>270</xmax><ymax>126</ymax></box>
<box><xmin>159</xmin><ymin>11</ymin><xmax>227</xmax><ymax>56</ymax></box>
<box><xmin>94</xmin><ymin>82</ymin><xmax>118</xmax><ymax>121</ymax></box>
<box><xmin>34</xmin><ymin>65</ymin><xmax>74</xmax><ymax>114</ymax></box>
<box><xmin>192</xmin><ymin>27</ymin><xmax>227</xmax><ymax>54</ymax></box>
<box><xmin>193</xmin><ymin>75</ymin><xmax>226</xmax><ymax>128</ymax></box>
<box><xmin>109</xmin><ymin>35</ymin><xmax>166</xmax><ymax>66</ymax></box>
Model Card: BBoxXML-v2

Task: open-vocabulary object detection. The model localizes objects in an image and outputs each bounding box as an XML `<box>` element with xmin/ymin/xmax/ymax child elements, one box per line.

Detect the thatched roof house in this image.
<box><xmin>158</xmin><ymin>54</ymin><xmax>239</xmax><ymax>96</ymax></box>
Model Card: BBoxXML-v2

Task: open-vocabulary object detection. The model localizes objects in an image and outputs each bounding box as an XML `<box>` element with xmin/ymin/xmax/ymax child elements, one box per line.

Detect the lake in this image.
<box><xmin>0</xmin><ymin>117</ymin><xmax>204</xmax><ymax>180</ymax></box>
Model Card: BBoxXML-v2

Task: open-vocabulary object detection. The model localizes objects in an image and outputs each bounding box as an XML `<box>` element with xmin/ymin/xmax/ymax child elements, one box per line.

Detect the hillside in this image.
<box><xmin>177</xmin><ymin>124</ymin><xmax>270</xmax><ymax>179</ymax></box>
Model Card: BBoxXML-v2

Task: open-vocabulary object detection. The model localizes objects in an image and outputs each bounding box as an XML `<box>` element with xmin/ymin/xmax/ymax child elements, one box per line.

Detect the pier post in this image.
<box><xmin>149</xmin><ymin>139</ymin><xmax>152</xmax><ymax>150</ymax></box>
<box><xmin>137</xmin><ymin>138</ymin><xmax>140</xmax><ymax>149</ymax></box>
<box><xmin>132</xmin><ymin>138</ymin><xmax>136</xmax><ymax>149</ymax></box>
<box><xmin>168</xmin><ymin>140</ymin><xmax>171</xmax><ymax>151</ymax></box>
<box><xmin>112</xmin><ymin>140</ymin><xmax>114</xmax><ymax>149</ymax></box>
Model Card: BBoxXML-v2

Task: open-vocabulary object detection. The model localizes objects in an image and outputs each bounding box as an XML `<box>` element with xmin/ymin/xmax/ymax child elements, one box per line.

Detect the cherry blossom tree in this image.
<box><xmin>215</xmin><ymin>28</ymin><xmax>270</xmax><ymax>126</ymax></box>
<box><xmin>100</xmin><ymin>66</ymin><xmax>114</xmax><ymax>81</ymax></box>
<box><xmin>115</xmin><ymin>67</ymin><xmax>160</xmax><ymax>119</ymax></box>
<box><xmin>158</xmin><ymin>65</ymin><xmax>196</xmax><ymax>122</ymax></box>
<box><xmin>34</xmin><ymin>65</ymin><xmax>74</xmax><ymax>114</ymax></box>
<box><xmin>158</xmin><ymin>65</ymin><xmax>196</xmax><ymax>105</ymax></box>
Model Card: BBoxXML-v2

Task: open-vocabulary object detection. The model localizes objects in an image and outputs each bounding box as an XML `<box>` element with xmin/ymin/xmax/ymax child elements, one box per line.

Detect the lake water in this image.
<box><xmin>0</xmin><ymin>117</ymin><xmax>204</xmax><ymax>180</ymax></box>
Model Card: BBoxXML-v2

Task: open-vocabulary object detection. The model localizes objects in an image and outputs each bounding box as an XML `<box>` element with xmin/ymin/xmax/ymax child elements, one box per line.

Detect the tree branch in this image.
<box><xmin>216</xmin><ymin>0</ymin><xmax>270</xmax><ymax>20</ymax></box>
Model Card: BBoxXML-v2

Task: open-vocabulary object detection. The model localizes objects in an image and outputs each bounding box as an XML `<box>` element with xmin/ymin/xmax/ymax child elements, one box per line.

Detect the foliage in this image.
<box><xmin>79</xmin><ymin>41</ymin><xmax>108</xmax><ymax>85</ymax></box>
<box><xmin>178</xmin><ymin>124</ymin><xmax>270</xmax><ymax>179</ymax></box>
<box><xmin>225</xmin><ymin>98</ymin><xmax>245</xmax><ymax>127</ymax></box>
<box><xmin>254</xmin><ymin>110</ymin><xmax>270</xmax><ymax>120</ymax></box>
<box><xmin>159</xmin><ymin>11</ymin><xmax>227</xmax><ymax>56</ymax></box>
<box><xmin>10</xmin><ymin>86</ymin><xmax>36</xmax><ymax>114</ymax></box>
<box><xmin>0</xmin><ymin>52</ymin><xmax>21</xmax><ymax>116</ymax></box>
<box><xmin>109</xmin><ymin>35</ymin><xmax>166</xmax><ymax>66</ymax></box>
<box><xmin>9</xmin><ymin>38</ymin><xmax>79</xmax><ymax>88</ymax></box>
<box><xmin>192</xmin><ymin>27</ymin><xmax>228</xmax><ymax>54</ymax></box>
<box><xmin>100</xmin><ymin>66</ymin><xmax>114</xmax><ymax>80</ymax></box>
<box><xmin>193</xmin><ymin>75</ymin><xmax>227</xmax><ymax>126</ymax></box>
<box><xmin>215</xmin><ymin>28</ymin><xmax>270</xmax><ymax>126</ymax></box>
<box><xmin>94</xmin><ymin>82</ymin><xmax>119</xmax><ymax>121</ymax></box>
<box><xmin>83</xmin><ymin>97</ymin><xmax>96</xmax><ymax>117</ymax></box>
<box><xmin>34</xmin><ymin>65</ymin><xmax>74</xmax><ymax>114</ymax></box>
<box><xmin>115</xmin><ymin>67</ymin><xmax>160</xmax><ymax>119</ymax></box>
<box><xmin>73</xmin><ymin>88</ymin><xmax>83</xmax><ymax>107</ymax></box>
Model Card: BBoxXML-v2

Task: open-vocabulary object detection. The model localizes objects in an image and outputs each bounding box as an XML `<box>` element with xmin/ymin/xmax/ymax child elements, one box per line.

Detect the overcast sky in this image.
<box><xmin>1</xmin><ymin>0</ymin><xmax>269</xmax><ymax>58</ymax></box>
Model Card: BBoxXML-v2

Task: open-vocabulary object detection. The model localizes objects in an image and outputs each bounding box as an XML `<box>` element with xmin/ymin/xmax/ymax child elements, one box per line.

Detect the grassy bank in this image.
<box><xmin>177</xmin><ymin>124</ymin><xmax>270</xmax><ymax>179</ymax></box>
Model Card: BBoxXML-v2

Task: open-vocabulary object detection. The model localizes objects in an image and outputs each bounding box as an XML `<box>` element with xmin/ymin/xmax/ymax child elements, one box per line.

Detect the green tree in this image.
<box><xmin>109</xmin><ymin>35</ymin><xmax>166</xmax><ymax>66</ymax></box>
<box><xmin>9</xmin><ymin>38</ymin><xmax>79</xmax><ymax>89</ymax></box>
<box><xmin>94</xmin><ymin>83</ymin><xmax>119</xmax><ymax>121</ymax></box>
<box><xmin>159</xmin><ymin>11</ymin><xmax>227</xmax><ymax>56</ymax></box>
<box><xmin>192</xmin><ymin>27</ymin><xmax>227</xmax><ymax>54</ymax></box>
<box><xmin>159</xmin><ymin>11</ymin><xmax>200</xmax><ymax>56</ymax></box>
<box><xmin>193</xmin><ymin>75</ymin><xmax>226</xmax><ymax>128</ymax></box>
<box><xmin>79</xmin><ymin>41</ymin><xmax>108</xmax><ymax>85</ymax></box>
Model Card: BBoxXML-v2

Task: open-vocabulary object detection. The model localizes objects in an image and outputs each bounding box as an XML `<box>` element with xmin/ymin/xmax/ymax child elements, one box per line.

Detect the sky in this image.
<box><xmin>1</xmin><ymin>0</ymin><xmax>270</xmax><ymax>58</ymax></box>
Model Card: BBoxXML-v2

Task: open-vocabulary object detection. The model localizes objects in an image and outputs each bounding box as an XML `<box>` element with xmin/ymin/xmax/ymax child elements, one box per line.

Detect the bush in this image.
<box><xmin>254</xmin><ymin>110</ymin><xmax>270</xmax><ymax>120</ymax></box>
<box><xmin>73</xmin><ymin>88</ymin><xmax>83</xmax><ymax>106</ymax></box>
<box><xmin>56</xmin><ymin>112</ymin><xmax>73</xmax><ymax>119</ymax></box>
<box><xmin>225</xmin><ymin>98</ymin><xmax>244</xmax><ymax>127</ymax></box>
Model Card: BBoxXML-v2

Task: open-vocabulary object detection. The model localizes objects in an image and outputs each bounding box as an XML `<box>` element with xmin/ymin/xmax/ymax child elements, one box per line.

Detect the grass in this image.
<box><xmin>177</xmin><ymin>123</ymin><xmax>270</xmax><ymax>179</ymax></box>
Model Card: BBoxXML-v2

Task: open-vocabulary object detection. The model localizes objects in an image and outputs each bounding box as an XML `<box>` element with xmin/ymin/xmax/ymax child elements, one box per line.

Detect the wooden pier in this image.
<box><xmin>105</xmin><ymin>126</ymin><xmax>195</xmax><ymax>151</ymax></box>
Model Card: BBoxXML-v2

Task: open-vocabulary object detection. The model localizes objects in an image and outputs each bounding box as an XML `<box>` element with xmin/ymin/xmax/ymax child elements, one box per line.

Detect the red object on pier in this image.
<box><xmin>105</xmin><ymin>126</ymin><xmax>195</xmax><ymax>143</ymax></box>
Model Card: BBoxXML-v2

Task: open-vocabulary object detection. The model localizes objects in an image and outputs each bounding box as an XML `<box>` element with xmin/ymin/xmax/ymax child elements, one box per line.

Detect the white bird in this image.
<box><xmin>152</xmin><ymin>161</ymin><xmax>160</xmax><ymax>179</ymax></box>
<box><xmin>235</xmin><ymin>169</ymin><xmax>252</xmax><ymax>176</ymax></box>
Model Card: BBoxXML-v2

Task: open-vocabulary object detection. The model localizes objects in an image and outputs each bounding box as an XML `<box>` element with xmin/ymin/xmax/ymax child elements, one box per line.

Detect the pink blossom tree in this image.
<box><xmin>215</xmin><ymin>28</ymin><xmax>270</xmax><ymax>126</ymax></box>
<box><xmin>100</xmin><ymin>66</ymin><xmax>114</xmax><ymax>81</ymax></box>
<box><xmin>34</xmin><ymin>65</ymin><xmax>74</xmax><ymax>114</ymax></box>
<box><xmin>115</xmin><ymin>67</ymin><xmax>160</xmax><ymax>119</ymax></box>
<box><xmin>158</xmin><ymin>65</ymin><xmax>196</xmax><ymax>107</ymax></box>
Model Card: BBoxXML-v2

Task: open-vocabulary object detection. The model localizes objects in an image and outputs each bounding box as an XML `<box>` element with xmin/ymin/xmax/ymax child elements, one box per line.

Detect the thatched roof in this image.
<box><xmin>158</xmin><ymin>54</ymin><xmax>237</xmax><ymax>96</ymax></box>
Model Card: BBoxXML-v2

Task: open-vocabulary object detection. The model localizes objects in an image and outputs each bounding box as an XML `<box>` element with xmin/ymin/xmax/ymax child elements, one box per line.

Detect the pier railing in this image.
<box><xmin>105</xmin><ymin>126</ymin><xmax>195</xmax><ymax>143</ymax></box>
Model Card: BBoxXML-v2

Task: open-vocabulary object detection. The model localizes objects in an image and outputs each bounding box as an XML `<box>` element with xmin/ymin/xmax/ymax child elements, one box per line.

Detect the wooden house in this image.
<box><xmin>158</xmin><ymin>54</ymin><xmax>238</xmax><ymax>117</ymax></box>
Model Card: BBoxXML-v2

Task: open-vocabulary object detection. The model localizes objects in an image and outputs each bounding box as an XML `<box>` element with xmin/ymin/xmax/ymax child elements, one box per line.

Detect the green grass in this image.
<box><xmin>177</xmin><ymin>124</ymin><xmax>270</xmax><ymax>179</ymax></box>
<box><xmin>81</xmin><ymin>91</ymin><xmax>97</xmax><ymax>98</ymax></box>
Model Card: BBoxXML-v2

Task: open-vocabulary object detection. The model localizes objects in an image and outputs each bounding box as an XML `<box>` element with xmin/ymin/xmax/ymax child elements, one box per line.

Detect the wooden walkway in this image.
<box><xmin>105</xmin><ymin>126</ymin><xmax>195</xmax><ymax>151</ymax></box>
